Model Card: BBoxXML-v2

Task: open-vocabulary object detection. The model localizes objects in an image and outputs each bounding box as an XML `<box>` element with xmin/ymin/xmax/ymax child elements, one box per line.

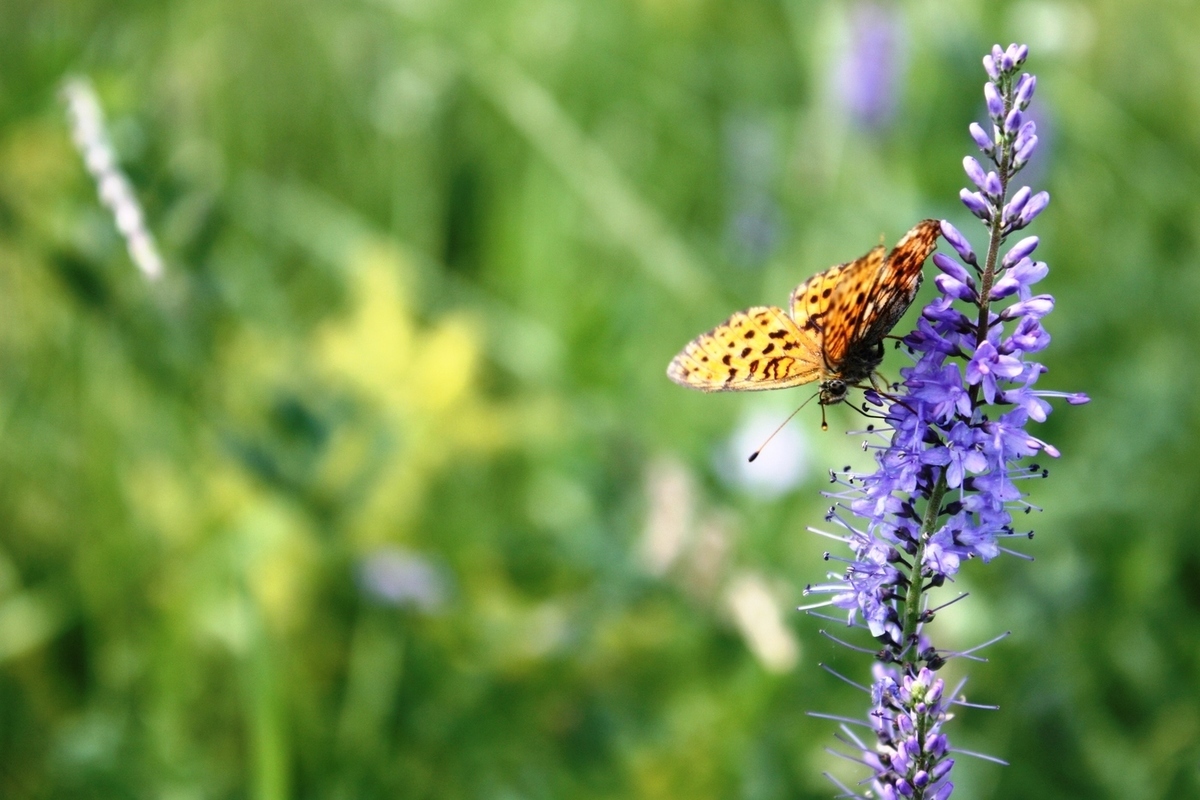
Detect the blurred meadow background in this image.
<box><xmin>0</xmin><ymin>0</ymin><xmax>1197</xmax><ymax>797</ymax></box>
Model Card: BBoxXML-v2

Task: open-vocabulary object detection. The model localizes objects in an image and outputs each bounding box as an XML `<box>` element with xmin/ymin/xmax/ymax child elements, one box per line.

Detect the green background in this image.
<box><xmin>0</xmin><ymin>1</ymin><xmax>1194</xmax><ymax>798</ymax></box>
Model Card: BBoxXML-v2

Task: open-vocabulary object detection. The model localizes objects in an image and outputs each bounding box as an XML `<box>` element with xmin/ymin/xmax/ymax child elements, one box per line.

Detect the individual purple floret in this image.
<box><xmin>984</xmin><ymin>81</ymin><xmax>1004</xmax><ymax>119</ymax></box>
<box><xmin>803</xmin><ymin>43</ymin><xmax>1087</xmax><ymax>799</ymax></box>
<box><xmin>968</xmin><ymin>122</ymin><xmax>994</xmax><ymax>155</ymax></box>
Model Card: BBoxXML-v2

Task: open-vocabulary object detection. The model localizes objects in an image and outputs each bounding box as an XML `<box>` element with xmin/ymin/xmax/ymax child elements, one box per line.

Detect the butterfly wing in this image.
<box><xmin>789</xmin><ymin>247</ymin><xmax>886</xmax><ymax>369</ymax></box>
<box><xmin>843</xmin><ymin>219</ymin><xmax>942</xmax><ymax>352</ymax></box>
<box><xmin>667</xmin><ymin>306</ymin><xmax>824</xmax><ymax>391</ymax></box>
<box><xmin>791</xmin><ymin>219</ymin><xmax>940</xmax><ymax>368</ymax></box>
<box><xmin>669</xmin><ymin>220</ymin><xmax>940</xmax><ymax>393</ymax></box>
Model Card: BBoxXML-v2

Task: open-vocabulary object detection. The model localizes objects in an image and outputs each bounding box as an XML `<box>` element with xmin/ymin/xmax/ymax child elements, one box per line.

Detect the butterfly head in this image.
<box><xmin>818</xmin><ymin>379</ymin><xmax>849</xmax><ymax>406</ymax></box>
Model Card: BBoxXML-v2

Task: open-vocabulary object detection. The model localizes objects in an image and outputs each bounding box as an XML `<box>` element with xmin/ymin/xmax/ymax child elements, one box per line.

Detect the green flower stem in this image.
<box><xmin>974</xmin><ymin>76</ymin><xmax>1015</xmax><ymax>350</ymax></box>
<box><xmin>899</xmin><ymin>76</ymin><xmax>1021</xmax><ymax>667</ymax></box>
<box><xmin>900</xmin><ymin>467</ymin><xmax>948</xmax><ymax>667</ymax></box>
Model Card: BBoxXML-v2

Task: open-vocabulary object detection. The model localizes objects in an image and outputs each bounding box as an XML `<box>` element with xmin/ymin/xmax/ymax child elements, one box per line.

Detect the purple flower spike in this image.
<box><xmin>969</xmin><ymin>122</ymin><xmax>994</xmax><ymax>154</ymax></box>
<box><xmin>940</xmin><ymin>220</ymin><xmax>977</xmax><ymax>265</ymax></box>
<box><xmin>984</xmin><ymin>82</ymin><xmax>1004</xmax><ymax>119</ymax></box>
<box><xmin>809</xmin><ymin>42</ymin><xmax>1084</xmax><ymax>800</ymax></box>
<box><xmin>834</xmin><ymin>2</ymin><xmax>907</xmax><ymax>131</ymax></box>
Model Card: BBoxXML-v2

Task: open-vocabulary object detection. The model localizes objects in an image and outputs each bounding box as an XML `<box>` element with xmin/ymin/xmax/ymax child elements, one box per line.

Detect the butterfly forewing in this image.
<box><xmin>846</xmin><ymin>219</ymin><xmax>942</xmax><ymax>349</ymax></box>
<box><xmin>666</xmin><ymin>306</ymin><xmax>823</xmax><ymax>391</ymax></box>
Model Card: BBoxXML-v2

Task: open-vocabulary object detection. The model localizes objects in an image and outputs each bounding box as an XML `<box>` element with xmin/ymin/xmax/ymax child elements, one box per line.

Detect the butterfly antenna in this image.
<box><xmin>749</xmin><ymin>393</ymin><xmax>819</xmax><ymax>462</ymax></box>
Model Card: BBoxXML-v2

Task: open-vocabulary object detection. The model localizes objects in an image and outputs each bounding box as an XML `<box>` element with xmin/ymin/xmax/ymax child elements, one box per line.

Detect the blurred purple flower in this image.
<box><xmin>834</xmin><ymin>2</ymin><xmax>907</xmax><ymax>131</ymax></box>
<box><xmin>723</xmin><ymin>115</ymin><xmax>783</xmax><ymax>265</ymax></box>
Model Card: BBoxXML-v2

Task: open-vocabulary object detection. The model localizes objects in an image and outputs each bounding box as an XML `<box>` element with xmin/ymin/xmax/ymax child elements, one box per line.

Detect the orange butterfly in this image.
<box><xmin>667</xmin><ymin>220</ymin><xmax>941</xmax><ymax>421</ymax></box>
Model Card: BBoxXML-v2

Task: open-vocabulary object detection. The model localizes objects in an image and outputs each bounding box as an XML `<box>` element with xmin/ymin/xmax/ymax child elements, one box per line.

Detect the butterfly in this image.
<box><xmin>667</xmin><ymin>219</ymin><xmax>941</xmax><ymax>423</ymax></box>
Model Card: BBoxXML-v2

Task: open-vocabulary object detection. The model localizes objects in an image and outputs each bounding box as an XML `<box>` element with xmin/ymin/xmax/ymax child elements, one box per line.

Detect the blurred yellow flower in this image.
<box><xmin>314</xmin><ymin>242</ymin><xmax>511</xmax><ymax>543</ymax></box>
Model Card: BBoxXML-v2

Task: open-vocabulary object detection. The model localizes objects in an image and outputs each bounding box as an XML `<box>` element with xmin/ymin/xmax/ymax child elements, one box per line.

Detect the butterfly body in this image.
<box><xmin>667</xmin><ymin>220</ymin><xmax>941</xmax><ymax>409</ymax></box>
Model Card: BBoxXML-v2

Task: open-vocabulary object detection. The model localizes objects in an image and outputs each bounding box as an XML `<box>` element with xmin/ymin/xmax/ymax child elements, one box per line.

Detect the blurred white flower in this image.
<box><xmin>715</xmin><ymin>406</ymin><xmax>811</xmax><ymax>498</ymax></box>
<box><xmin>638</xmin><ymin>456</ymin><xmax>696</xmax><ymax>576</ymax></box>
<box><xmin>358</xmin><ymin>547</ymin><xmax>447</xmax><ymax>612</ymax></box>
<box><xmin>725</xmin><ymin>572</ymin><xmax>799</xmax><ymax>673</ymax></box>
<box><xmin>679</xmin><ymin>512</ymin><xmax>732</xmax><ymax>599</ymax></box>
<box><xmin>60</xmin><ymin>77</ymin><xmax>164</xmax><ymax>280</ymax></box>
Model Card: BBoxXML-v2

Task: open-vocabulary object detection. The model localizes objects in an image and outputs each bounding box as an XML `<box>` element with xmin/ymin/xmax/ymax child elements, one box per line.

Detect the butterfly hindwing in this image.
<box><xmin>792</xmin><ymin>247</ymin><xmax>886</xmax><ymax>368</ymax></box>
<box><xmin>790</xmin><ymin>261</ymin><xmax>847</xmax><ymax>327</ymax></box>
<box><xmin>666</xmin><ymin>306</ymin><xmax>823</xmax><ymax>391</ymax></box>
<box><xmin>845</xmin><ymin>219</ymin><xmax>942</xmax><ymax>351</ymax></box>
